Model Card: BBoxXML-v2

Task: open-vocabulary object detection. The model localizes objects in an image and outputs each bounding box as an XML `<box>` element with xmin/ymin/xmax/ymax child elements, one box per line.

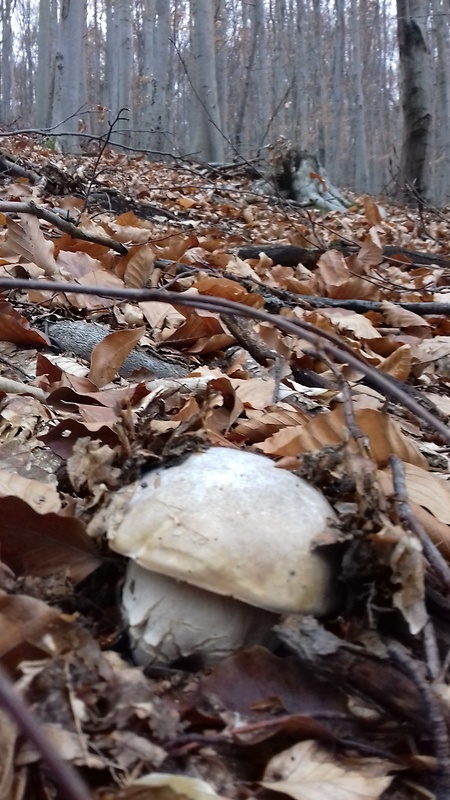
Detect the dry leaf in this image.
<box><xmin>0</xmin><ymin>496</ymin><xmax>101</xmax><ymax>583</ymax></box>
<box><xmin>123</xmin><ymin>243</ymin><xmax>155</xmax><ymax>288</ymax></box>
<box><xmin>88</xmin><ymin>326</ymin><xmax>145</xmax><ymax>387</ymax></box>
<box><xmin>5</xmin><ymin>215</ymin><xmax>58</xmax><ymax>276</ymax></box>
<box><xmin>261</xmin><ymin>740</ymin><xmax>393</xmax><ymax>800</ymax></box>
<box><xmin>0</xmin><ymin>469</ymin><xmax>60</xmax><ymax>513</ymax></box>
<box><xmin>379</xmin><ymin>463</ymin><xmax>450</xmax><ymax>524</ymax></box>
<box><xmin>120</xmin><ymin>772</ymin><xmax>228</xmax><ymax>800</ymax></box>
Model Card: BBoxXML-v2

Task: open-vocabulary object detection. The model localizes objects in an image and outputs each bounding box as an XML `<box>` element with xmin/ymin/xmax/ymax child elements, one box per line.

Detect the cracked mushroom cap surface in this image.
<box><xmin>107</xmin><ymin>447</ymin><xmax>340</xmax><ymax>615</ymax></box>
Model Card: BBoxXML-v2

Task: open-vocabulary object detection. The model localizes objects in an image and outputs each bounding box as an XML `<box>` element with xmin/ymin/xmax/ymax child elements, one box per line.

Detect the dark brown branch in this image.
<box><xmin>237</xmin><ymin>243</ymin><xmax>450</xmax><ymax>270</ymax></box>
<box><xmin>0</xmin><ymin>276</ymin><xmax>449</xmax><ymax>443</ymax></box>
<box><xmin>387</xmin><ymin>641</ymin><xmax>450</xmax><ymax>799</ymax></box>
<box><xmin>156</xmin><ymin>258</ymin><xmax>450</xmax><ymax>317</ymax></box>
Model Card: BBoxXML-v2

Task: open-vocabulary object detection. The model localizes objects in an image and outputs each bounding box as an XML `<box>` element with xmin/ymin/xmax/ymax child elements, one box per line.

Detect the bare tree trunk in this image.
<box><xmin>105</xmin><ymin>0</ymin><xmax>119</xmax><ymax>118</ymax></box>
<box><xmin>20</xmin><ymin>0</ymin><xmax>34</xmax><ymax>124</ymax></box>
<box><xmin>145</xmin><ymin>0</ymin><xmax>171</xmax><ymax>153</ymax></box>
<box><xmin>114</xmin><ymin>0</ymin><xmax>133</xmax><ymax>147</ymax></box>
<box><xmin>234</xmin><ymin>1</ymin><xmax>259</xmax><ymax>154</ymax></box>
<box><xmin>350</xmin><ymin>0</ymin><xmax>369</xmax><ymax>190</ymax></box>
<box><xmin>311</xmin><ymin>0</ymin><xmax>326</xmax><ymax>166</ymax></box>
<box><xmin>430</xmin><ymin>0</ymin><xmax>450</xmax><ymax>204</ymax></box>
<box><xmin>329</xmin><ymin>0</ymin><xmax>346</xmax><ymax>182</ymax></box>
<box><xmin>86</xmin><ymin>0</ymin><xmax>102</xmax><ymax>135</ymax></box>
<box><xmin>293</xmin><ymin>0</ymin><xmax>309</xmax><ymax>150</ymax></box>
<box><xmin>396</xmin><ymin>0</ymin><xmax>432</xmax><ymax>199</ymax></box>
<box><xmin>1</xmin><ymin>0</ymin><xmax>15</xmax><ymax>125</ymax></box>
<box><xmin>36</xmin><ymin>0</ymin><xmax>53</xmax><ymax>128</ymax></box>
<box><xmin>189</xmin><ymin>0</ymin><xmax>225</xmax><ymax>162</ymax></box>
<box><xmin>51</xmin><ymin>0</ymin><xmax>87</xmax><ymax>153</ymax></box>
<box><xmin>215</xmin><ymin>0</ymin><xmax>229</xmax><ymax>156</ymax></box>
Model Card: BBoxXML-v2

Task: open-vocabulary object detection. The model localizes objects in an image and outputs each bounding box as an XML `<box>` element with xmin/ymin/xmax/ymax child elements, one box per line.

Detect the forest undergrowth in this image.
<box><xmin>0</xmin><ymin>136</ymin><xmax>449</xmax><ymax>799</ymax></box>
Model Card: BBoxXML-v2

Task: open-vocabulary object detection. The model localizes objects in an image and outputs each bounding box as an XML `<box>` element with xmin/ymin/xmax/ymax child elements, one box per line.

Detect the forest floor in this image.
<box><xmin>0</xmin><ymin>136</ymin><xmax>449</xmax><ymax>800</ymax></box>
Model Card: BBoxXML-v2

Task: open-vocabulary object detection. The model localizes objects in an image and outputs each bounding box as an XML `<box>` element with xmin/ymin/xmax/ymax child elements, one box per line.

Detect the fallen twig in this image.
<box><xmin>387</xmin><ymin>641</ymin><xmax>450</xmax><ymax>800</ymax></box>
<box><xmin>0</xmin><ymin>662</ymin><xmax>91</xmax><ymax>800</ymax></box>
<box><xmin>0</xmin><ymin>376</ymin><xmax>46</xmax><ymax>401</ymax></box>
<box><xmin>390</xmin><ymin>455</ymin><xmax>450</xmax><ymax>591</ymax></box>
<box><xmin>0</xmin><ymin>201</ymin><xmax>128</xmax><ymax>255</ymax></box>
<box><xmin>0</xmin><ymin>276</ymin><xmax>449</xmax><ymax>443</ymax></box>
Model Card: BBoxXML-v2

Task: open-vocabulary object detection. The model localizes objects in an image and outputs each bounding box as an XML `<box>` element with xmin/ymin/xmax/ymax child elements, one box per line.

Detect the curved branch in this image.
<box><xmin>0</xmin><ymin>276</ymin><xmax>448</xmax><ymax>443</ymax></box>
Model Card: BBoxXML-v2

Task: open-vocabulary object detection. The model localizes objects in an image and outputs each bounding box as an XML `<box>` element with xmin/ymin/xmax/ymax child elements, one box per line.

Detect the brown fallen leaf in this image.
<box><xmin>5</xmin><ymin>215</ymin><xmax>58</xmax><ymax>276</ymax></box>
<box><xmin>0</xmin><ymin>300</ymin><xmax>49</xmax><ymax>346</ymax></box>
<box><xmin>379</xmin><ymin>463</ymin><xmax>450</xmax><ymax>524</ymax></box>
<box><xmin>203</xmin><ymin>646</ymin><xmax>347</xmax><ymax>718</ymax></box>
<box><xmin>0</xmin><ymin>496</ymin><xmax>101</xmax><ymax>584</ymax></box>
<box><xmin>0</xmin><ymin>590</ymin><xmax>81</xmax><ymax>667</ymax></box>
<box><xmin>88</xmin><ymin>326</ymin><xmax>145</xmax><ymax>387</ymax></box>
<box><xmin>259</xmin><ymin>407</ymin><xmax>428</xmax><ymax>468</ymax></box>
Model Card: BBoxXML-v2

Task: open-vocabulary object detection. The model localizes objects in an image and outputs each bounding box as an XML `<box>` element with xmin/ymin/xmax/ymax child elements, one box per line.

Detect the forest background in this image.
<box><xmin>0</xmin><ymin>0</ymin><xmax>449</xmax><ymax>205</ymax></box>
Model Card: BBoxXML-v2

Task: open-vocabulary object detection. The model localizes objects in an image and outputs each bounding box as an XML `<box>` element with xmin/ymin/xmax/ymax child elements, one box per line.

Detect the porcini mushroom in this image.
<box><xmin>107</xmin><ymin>447</ymin><xmax>340</xmax><ymax>663</ymax></box>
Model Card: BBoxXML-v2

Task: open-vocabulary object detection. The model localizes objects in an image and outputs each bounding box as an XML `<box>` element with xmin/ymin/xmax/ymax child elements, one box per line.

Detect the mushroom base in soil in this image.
<box><xmin>106</xmin><ymin>447</ymin><xmax>341</xmax><ymax>664</ymax></box>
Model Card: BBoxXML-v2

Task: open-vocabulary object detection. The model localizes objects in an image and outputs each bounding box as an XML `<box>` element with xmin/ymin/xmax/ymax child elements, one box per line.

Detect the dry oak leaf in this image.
<box><xmin>261</xmin><ymin>740</ymin><xmax>393</xmax><ymax>800</ymax></box>
<box><xmin>122</xmin><ymin>243</ymin><xmax>155</xmax><ymax>288</ymax></box>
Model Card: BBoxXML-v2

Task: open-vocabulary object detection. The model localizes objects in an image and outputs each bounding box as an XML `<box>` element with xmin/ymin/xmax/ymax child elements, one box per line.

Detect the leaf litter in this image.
<box><xmin>0</xmin><ymin>139</ymin><xmax>449</xmax><ymax>798</ymax></box>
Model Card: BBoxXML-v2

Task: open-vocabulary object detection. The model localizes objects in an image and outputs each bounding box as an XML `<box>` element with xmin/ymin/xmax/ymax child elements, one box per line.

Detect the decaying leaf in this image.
<box><xmin>0</xmin><ymin>496</ymin><xmax>101</xmax><ymax>583</ymax></box>
<box><xmin>119</xmin><ymin>772</ymin><xmax>229</xmax><ymax>800</ymax></box>
<box><xmin>261</xmin><ymin>740</ymin><xmax>394</xmax><ymax>800</ymax></box>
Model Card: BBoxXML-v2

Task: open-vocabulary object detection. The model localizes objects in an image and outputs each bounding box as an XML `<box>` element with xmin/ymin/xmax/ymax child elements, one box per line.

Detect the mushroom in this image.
<box><xmin>107</xmin><ymin>447</ymin><xmax>340</xmax><ymax>663</ymax></box>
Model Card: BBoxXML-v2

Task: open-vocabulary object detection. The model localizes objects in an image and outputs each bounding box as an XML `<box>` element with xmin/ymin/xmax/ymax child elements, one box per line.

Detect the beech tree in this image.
<box><xmin>189</xmin><ymin>0</ymin><xmax>224</xmax><ymax>162</ymax></box>
<box><xmin>52</xmin><ymin>0</ymin><xmax>88</xmax><ymax>152</ymax></box>
<box><xmin>0</xmin><ymin>0</ymin><xmax>14</xmax><ymax>125</ymax></box>
<box><xmin>430</xmin><ymin>0</ymin><xmax>450</xmax><ymax>205</ymax></box>
<box><xmin>35</xmin><ymin>0</ymin><xmax>53</xmax><ymax>129</ymax></box>
<box><xmin>106</xmin><ymin>0</ymin><xmax>133</xmax><ymax>147</ymax></box>
<box><xmin>396</xmin><ymin>0</ymin><xmax>432</xmax><ymax>198</ymax></box>
<box><xmin>1</xmin><ymin>0</ymin><xmax>450</xmax><ymax>202</ymax></box>
<box><xmin>138</xmin><ymin>0</ymin><xmax>171</xmax><ymax>153</ymax></box>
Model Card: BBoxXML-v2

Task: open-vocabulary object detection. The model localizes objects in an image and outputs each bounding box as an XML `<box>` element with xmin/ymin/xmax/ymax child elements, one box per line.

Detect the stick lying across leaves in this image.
<box><xmin>1</xmin><ymin>276</ymin><xmax>449</xmax><ymax>444</ymax></box>
<box><xmin>0</xmin><ymin>663</ymin><xmax>91</xmax><ymax>800</ymax></box>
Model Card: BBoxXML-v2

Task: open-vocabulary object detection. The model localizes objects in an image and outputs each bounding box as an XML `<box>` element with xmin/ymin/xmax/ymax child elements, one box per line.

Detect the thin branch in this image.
<box><xmin>387</xmin><ymin>641</ymin><xmax>450</xmax><ymax>800</ymax></box>
<box><xmin>389</xmin><ymin>454</ymin><xmax>450</xmax><ymax>590</ymax></box>
<box><xmin>0</xmin><ymin>662</ymin><xmax>91</xmax><ymax>800</ymax></box>
<box><xmin>0</xmin><ymin>201</ymin><xmax>127</xmax><ymax>255</ymax></box>
<box><xmin>319</xmin><ymin>351</ymin><xmax>368</xmax><ymax>449</ymax></box>
<box><xmin>81</xmin><ymin>108</ymin><xmax>130</xmax><ymax>214</ymax></box>
<box><xmin>0</xmin><ymin>128</ymin><xmax>179</xmax><ymax>158</ymax></box>
<box><xmin>0</xmin><ymin>277</ymin><xmax>449</xmax><ymax>443</ymax></box>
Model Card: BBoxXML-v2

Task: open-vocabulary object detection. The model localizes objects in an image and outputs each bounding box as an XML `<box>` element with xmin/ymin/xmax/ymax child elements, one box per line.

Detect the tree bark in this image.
<box><xmin>396</xmin><ymin>0</ymin><xmax>432</xmax><ymax>199</ymax></box>
<box><xmin>51</xmin><ymin>0</ymin><xmax>87</xmax><ymax>153</ymax></box>
<box><xmin>189</xmin><ymin>0</ymin><xmax>225</xmax><ymax>162</ymax></box>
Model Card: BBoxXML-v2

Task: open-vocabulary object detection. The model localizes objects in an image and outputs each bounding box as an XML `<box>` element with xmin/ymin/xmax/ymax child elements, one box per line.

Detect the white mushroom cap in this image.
<box><xmin>108</xmin><ymin>447</ymin><xmax>339</xmax><ymax>617</ymax></box>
